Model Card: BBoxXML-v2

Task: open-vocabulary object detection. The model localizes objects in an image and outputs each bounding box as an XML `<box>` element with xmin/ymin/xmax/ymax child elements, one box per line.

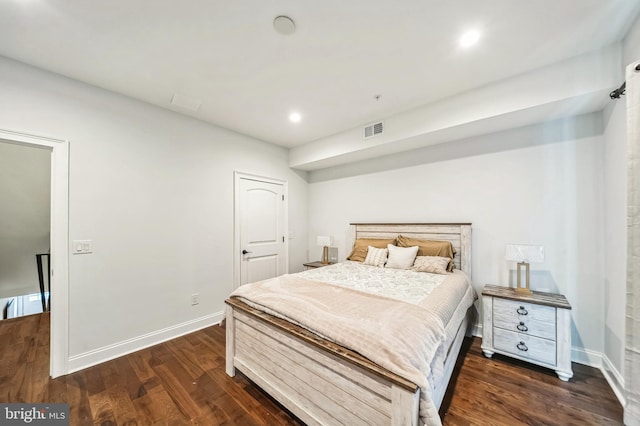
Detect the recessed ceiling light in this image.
<box><xmin>459</xmin><ymin>30</ymin><xmax>480</xmax><ymax>48</ymax></box>
<box><xmin>289</xmin><ymin>112</ymin><xmax>302</xmax><ymax>123</ymax></box>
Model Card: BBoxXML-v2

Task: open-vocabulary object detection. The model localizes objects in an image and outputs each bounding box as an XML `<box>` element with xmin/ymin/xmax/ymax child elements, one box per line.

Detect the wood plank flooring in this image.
<box><xmin>0</xmin><ymin>313</ymin><xmax>623</xmax><ymax>425</ymax></box>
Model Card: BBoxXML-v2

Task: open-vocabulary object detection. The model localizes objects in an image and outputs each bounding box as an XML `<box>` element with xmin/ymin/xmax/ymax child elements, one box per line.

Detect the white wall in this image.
<box><xmin>624</xmin><ymin>12</ymin><xmax>640</xmax><ymax>66</ymax></box>
<box><xmin>0</xmin><ymin>55</ymin><xmax>308</xmax><ymax>364</ymax></box>
<box><xmin>308</xmin><ymin>119</ymin><xmax>605</xmax><ymax>357</ymax></box>
<box><xmin>0</xmin><ymin>142</ymin><xmax>51</xmax><ymax>298</ymax></box>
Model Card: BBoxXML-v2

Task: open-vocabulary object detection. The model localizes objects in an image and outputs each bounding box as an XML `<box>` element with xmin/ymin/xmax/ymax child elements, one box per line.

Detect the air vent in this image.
<box><xmin>364</xmin><ymin>121</ymin><xmax>384</xmax><ymax>139</ymax></box>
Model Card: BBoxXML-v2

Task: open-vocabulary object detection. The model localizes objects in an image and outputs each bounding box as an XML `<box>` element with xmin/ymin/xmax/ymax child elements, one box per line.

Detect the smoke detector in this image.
<box><xmin>273</xmin><ymin>16</ymin><xmax>296</xmax><ymax>35</ymax></box>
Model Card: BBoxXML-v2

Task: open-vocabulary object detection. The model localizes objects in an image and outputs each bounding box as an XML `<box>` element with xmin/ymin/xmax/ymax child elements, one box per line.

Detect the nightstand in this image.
<box><xmin>303</xmin><ymin>261</ymin><xmax>331</xmax><ymax>270</ymax></box>
<box><xmin>481</xmin><ymin>284</ymin><xmax>573</xmax><ymax>381</ymax></box>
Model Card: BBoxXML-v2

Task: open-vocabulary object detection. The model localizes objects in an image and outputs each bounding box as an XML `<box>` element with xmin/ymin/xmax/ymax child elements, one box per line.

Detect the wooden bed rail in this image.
<box><xmin>225</xmin><ymin>297</ymin><xmax>418</xmax><ymax>392</ymax></box>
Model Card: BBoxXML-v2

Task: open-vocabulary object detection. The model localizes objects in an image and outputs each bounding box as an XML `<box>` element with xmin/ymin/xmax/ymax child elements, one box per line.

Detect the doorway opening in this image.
<box><xmin>0</xmin><ymin>141</ymin><xmax>51</xmax><ymax>320</ymax></box>
<box><xmin>0</xmin><ymin>129</ymin><xmax>69</xmax><ymax>378</ymax></box>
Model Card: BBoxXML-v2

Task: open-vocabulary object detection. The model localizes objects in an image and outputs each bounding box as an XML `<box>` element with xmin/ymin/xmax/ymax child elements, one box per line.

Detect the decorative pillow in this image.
<box><xmin>412</xmin><ymin>256</ymin><xmax>451</xmax><ymax>274</ymax></box>
<box><xmin>397</xmin><ymin>235</ymin><xmax>456</xmax><ymax>271</ymax></box>
<box><xmin>347</xmin><ymin>238</ymin><xmax>396</xmax><ymax>262</ymax></box>
<box><xmin>363</xmin><ymin>246</ymin><xmax>388</xmax><ymax>267</ymax></box>
<box><xmin>385</xmin><ymin>244</ymin><xmax>419</xmax><ymax>270</ymax></box>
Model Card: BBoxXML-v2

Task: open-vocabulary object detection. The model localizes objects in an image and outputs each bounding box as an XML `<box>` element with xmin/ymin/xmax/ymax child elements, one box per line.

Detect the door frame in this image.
<box><xmin>233</xmin><ymin>171</ymin><xmax>288</xmax><ymax>290</ymax></box>
<box><xmin>0</xmin><ymin>128</ymin><xmax>69</xmax><ymax>378</ymax></box>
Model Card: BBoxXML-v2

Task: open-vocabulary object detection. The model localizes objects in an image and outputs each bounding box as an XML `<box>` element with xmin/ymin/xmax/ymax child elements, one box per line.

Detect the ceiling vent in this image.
<box><xmin>364</xmin><ymin>121</ymin><xmax>384</xmax><ymax>139</ymax></box>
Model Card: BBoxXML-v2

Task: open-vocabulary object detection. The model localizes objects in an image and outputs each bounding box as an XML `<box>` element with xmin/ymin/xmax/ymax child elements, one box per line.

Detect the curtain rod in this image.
<box><xmin>610</xmin><ymin>63</ymin><xmax>640</xmax><ymax>100</ymax></box>
<box><xmin>610</xmin><ymin>82</ymin><xmax>626</xmax><ymax>99</ymax></box>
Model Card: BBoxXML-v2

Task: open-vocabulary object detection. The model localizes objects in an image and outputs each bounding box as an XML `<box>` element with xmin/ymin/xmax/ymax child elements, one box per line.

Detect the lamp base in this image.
<box><xmin>515</xmin><ymin>261</ymin><xmax>532</xmax><ymax>294</ymax></box>
<box><xmin>321</xmin><ymin>246</ymin><xmax>329</xmax><ymax>264</ymax></box>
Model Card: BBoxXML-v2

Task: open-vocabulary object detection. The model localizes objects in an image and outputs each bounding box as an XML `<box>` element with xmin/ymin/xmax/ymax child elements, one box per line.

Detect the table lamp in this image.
<box><xmin>317</xmin><ymin>236</ymin><xmax>333</xmax><ymax>264</ymax></box>
<box><xmin>505</xmin><ymin>244</ymin><xmax>545</xmax><ymax>294</ymax></box>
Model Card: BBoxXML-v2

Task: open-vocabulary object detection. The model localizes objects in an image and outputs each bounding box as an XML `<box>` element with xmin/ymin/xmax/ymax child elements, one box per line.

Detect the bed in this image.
<box><xmin>225</xmin><ymin>223</ymin><xmax>475</xmax><ymax>426</ymax></box>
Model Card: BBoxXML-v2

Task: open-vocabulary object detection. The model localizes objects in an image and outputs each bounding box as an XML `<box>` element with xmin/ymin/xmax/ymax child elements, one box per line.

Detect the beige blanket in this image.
<box><xmin>231</xmin><ymin>273</ymin><xmax>449</xmax><ymax>425</ymax></box>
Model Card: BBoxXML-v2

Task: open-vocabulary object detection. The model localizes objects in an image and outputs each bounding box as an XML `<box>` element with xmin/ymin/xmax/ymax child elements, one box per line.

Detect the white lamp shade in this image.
<box><xmin>317</xmin><ymin>236</ymin><xmax>332</xmax><ymax>247</ymax></box>
<box><xmin>505</xmin><ymin>244</ymin><xmax>544</xmax><ymax>263</ymax></box>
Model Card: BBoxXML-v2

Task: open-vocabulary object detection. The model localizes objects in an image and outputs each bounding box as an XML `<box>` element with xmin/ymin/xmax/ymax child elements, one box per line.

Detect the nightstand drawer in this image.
<box><xmin>493</xmin><ymin>312</ymin><xmax>555</xmax><ymax>340</ymax></box>
<box><xmin>493</xmin><ymin>328</ymin><xmax>556</xmax><ymax>366</ymax></box>
<box><xmin>493</xmin><ymin>298</ymin><xmax>555</xmax><ymax>324</ymax></box>
<box><xmin>493</xmin><ymin>297</ymin><xmax>556</xmax><ymax>340</ymax></box>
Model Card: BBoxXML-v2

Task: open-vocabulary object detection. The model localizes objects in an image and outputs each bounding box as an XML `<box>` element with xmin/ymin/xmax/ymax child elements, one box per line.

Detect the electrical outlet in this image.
<box><xmin>191</xmin><ymin>293</ymin><xmax>199</xmax><ymax>306</ymax></box>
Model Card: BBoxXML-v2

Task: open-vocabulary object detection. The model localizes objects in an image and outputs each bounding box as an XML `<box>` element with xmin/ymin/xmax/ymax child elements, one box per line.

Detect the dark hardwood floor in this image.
<box><xmin>0</xmin><ymin>313</ymin><xmax>623</xmax><ymax>425</ymax></box>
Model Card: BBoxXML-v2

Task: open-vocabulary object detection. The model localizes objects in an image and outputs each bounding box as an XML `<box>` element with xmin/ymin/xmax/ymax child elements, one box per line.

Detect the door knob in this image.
<box><xmin>242</xmin><ymin>249</ymin><xmax>252</xmax><ymax>255</ymax></box>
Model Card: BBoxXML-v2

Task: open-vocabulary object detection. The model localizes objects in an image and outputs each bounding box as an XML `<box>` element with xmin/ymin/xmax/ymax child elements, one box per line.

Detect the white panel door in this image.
<box><xmin>239</xmin><ymin>178</ymin><xmax>286</xmax><ymax>286</ymax></box>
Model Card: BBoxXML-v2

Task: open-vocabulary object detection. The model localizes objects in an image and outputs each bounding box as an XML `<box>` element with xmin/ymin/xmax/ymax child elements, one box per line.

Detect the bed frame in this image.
<box><xmin>225</xmin><ymin>223</ymin><xmax>472</xmax><ymax>425</ymax></box>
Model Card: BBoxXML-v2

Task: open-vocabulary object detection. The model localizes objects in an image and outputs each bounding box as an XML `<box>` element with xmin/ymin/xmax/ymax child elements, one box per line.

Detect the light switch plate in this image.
<box><xmin>73</xmin><ymin>240</ymin><xmax>93</xmax><ymax>254</ymax></box>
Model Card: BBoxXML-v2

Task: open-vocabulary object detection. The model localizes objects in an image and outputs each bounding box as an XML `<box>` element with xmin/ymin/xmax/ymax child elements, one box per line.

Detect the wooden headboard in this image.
<box><xmin>348</xmin><ymin>223</ymin><xmax>472</xmax><ymax>277</ymax></box>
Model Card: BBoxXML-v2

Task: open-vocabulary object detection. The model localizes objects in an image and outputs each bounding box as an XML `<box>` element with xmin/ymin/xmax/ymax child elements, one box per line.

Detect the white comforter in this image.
<box><xmin>299</xmin><ymin>260</ymin><xmax>451</xmax><ymax>304</ymax></box>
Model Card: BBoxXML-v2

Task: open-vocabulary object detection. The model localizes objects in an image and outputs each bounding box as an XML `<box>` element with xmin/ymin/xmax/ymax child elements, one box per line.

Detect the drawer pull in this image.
<box><xmin>516</xmin><ymin>306</ymin><xmax>528</xmax><ymax>315</ymax></box>
<box><xmin>517</xmin><ymin>341</ymin><xmax>528</xmax><ymax>352</ymax></box>
<box><xmin>516</xmin><ymin>322</ymin><xmax>529</xmax><ymax>332</ymax></box>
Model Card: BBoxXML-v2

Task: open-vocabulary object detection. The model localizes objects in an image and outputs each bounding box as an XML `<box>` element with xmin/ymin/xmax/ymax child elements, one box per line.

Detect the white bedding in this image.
<box><xmin>299</xmin><ymin>260</ymin><xmax>450</xmax><ymax>304</ymax></box>
<box><xmin>231</xmin><ymin>261</ymin><xmax>476</xmax><ymax>425</ymax></box>
<box><xmin>300</xmin><ymin>261</ymin><xmax>475</xmax><ymax>344</ymax></box>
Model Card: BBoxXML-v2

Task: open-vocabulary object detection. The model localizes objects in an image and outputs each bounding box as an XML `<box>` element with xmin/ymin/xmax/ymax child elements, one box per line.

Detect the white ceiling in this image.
<box><xmin>0</xmin><ymin>0</ymin><xmax>638</xmax><ymax>149</ymax></box>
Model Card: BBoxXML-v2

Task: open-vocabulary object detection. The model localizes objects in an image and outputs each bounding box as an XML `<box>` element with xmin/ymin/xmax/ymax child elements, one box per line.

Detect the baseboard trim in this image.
<box><xmin>571</xmin><ymin>347</ymin><xmax>625</xmax><ymax>407</ymax></box>
<box><xmin>67</xmin><ymin>310</ymin><xmax>224</xmax><ymax>374</ymax></box>
<box><xmin>602</xmin><ymin>353</ymin><xmax>625</xmax><ymax>407</ymax></box>
<box><xmin>571</xmin><ymin>346</ymin><xmax>602</xmax><ymax>368</ymax></box>
<box><xmin>472</xmin><ymin>322</ymin><xmax>482</xmax><ymax>337</ymax></box>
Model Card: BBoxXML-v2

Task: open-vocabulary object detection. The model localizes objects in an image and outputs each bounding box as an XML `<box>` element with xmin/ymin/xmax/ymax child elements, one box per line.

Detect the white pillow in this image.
<box><xmin>363</xmin><ymin>246</ymin><xmax>388</xmax><ymax>267</ymax></box>
<box><xmin>385</xmin><ymin>244</ymin><xmax>419</xmax><ymax>269</ymax></box>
